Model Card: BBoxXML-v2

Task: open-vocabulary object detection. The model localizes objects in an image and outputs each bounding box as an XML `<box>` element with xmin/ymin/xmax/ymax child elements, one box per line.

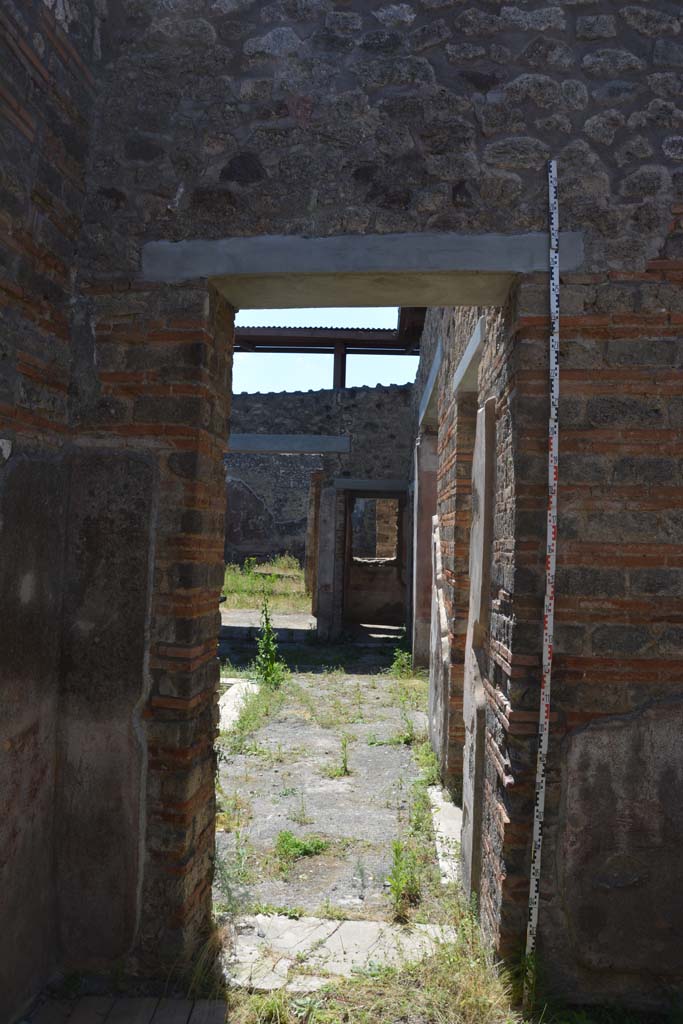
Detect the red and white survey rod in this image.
<box><xmin>525</xmin><ymin>159</ymin><xmax>560</xmax><ymax>967</ymax></box>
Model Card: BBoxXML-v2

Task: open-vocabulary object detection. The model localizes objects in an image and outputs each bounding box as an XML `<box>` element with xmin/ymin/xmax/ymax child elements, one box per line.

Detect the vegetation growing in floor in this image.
<box><xmin>386</xmin><ymin>839</ymin><xmax>421</xmax><ymax>921</ymax></box>
<box><xmin>227</xmin><ymin>891</ymin><xmax>524</xmax><ymax>1024</ymax></box>
<box><xmin>219</xmin><ymin>682</ymin><xmax>286</xmax><ymax>756</ymax></box>
<box><xmin>274</xmin><ymin>830</ymin><xmax>330</xmax><ymax>872</ymax></box>
<box><xmin>254</xmin><ymin>597</ymin><xmax>289</xmax><ymax>689</ymax></box>
<box><xmin>215</xmin><ymin>788</ymin><xmax>252</xmax><ymax>832</ymax></box>
<box><xmin>413</xmin><ymin>740</ymin><xmax>440</xmax><ymax>786</ymax></box>
<box><xmin>222</xmin><ymin>554</ymin><xmax>310</xmax><ymax>614</ymax></box>
<box><xmin>321</xmin><ymin>734</ymin><xmax>352</xmax><ymax>778</ymax></box>
<box><xmin>213</xmin><ymin>831</ymin><xmax>255</xmax><ymax>916</ymax></box>
<box><xmin>388</xmin><ymin>646</ymin><xmax>414</xmax><ymax>679</ymax></box>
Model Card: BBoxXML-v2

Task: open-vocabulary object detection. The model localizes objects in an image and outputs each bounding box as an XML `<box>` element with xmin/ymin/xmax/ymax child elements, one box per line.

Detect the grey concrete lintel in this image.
<box><xmin>418</xmin><ymin>340</ymin><xmax>443</xmax><ymax>429</ymax></box>
<box><xmin>453</xmin><ymin>317</ymin><xmax>486</xmax><ymax>395</ymax></box>
<box><xmin>333</xmin><ymin>478</ymin><xmax>408</xmax><ymax>492</ymax></box>
<box><xmin>141</xmin><ymin>230</ymin><xmax>584</xmax><ymax>286</ymax></box>
<box><xmin>228</xmin><ymin>433</ymin><xmax>350</xmax><ymax>454</ymax></box>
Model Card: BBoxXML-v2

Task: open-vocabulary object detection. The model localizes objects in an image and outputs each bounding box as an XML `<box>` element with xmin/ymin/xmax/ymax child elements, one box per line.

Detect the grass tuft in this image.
<box><xmin>274</xmin><ymin>830</ymin><xmax>330</xmax><ymax>872</ymax></box>
<box><xmin>386</xmin><ymin>839</ymin><xmax>421</xmax><ymax>922</ymax></box>
<box><xmin>413</xmin><ymin>739</ymin><xmax>440</xmax><ymax>786</ymax></box>
<box><xmin>222</xmin><ymin>555</ymin><xmax>310</xmax><ymax>614</ymax></box>
<box><xmin>322</xmin><ymin>734</ymin><xmax>352</xmax><ymax>779</ymax></box>
<box><xmin>220</xmin><ymin>684</ymin><xmax>286</xmax><ymax>756</ymax></box>
<box><xmin>389</xmin><ymin>647</ymin><xmax>414</xmax><ymax>679</ymax></box>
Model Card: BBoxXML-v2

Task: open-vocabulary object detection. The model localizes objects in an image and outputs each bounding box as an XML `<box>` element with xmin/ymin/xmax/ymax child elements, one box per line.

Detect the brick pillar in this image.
<box><xmin>305</xmin><ymin>469</ymin><xmax>323</xmax><ymax>612</ymax></box>
<box><xmin>81</xmin><ymin>281</ymin><xmax>233</xmax><ymax>973</ymax></box>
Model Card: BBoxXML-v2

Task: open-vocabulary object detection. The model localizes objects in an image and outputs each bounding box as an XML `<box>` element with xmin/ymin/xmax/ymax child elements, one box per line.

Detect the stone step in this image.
<box><xmin>224</xmin><ymin>913</ymin><xmax>457</xmax><ymax>992</ymax></box>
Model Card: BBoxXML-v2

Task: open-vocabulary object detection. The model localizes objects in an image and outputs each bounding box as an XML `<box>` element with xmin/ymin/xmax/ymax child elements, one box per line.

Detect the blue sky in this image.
<box><xmin>232</xmin><ymin>307</ymin><xmax>419</xmax><ymax>393</ymax></box>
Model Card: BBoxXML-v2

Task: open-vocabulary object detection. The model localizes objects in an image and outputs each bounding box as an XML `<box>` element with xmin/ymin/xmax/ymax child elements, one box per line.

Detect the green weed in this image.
<box><xmin>368</xmin><ymin>706</ymin><xmax>423</xmax><ymax>748</ymax></box>
<box><xmin>220</xmin><ymin>684</ymin><xmax>285</xmax><ymax>756</ymax></box>
<box><xmin>235</xmin><ymin>990</ymin><xmax>293</xmax><ymax>1024</ymax></box>
<box><xmin>390</xmin><ymin>674</ymin><xmax>429</xmax><ymax>710</ymax></box>
<box><xmin>254</xmin><ymin>597</ymin><xmax>288</xmax><ymax>689</ymax></box>
<box><xmin>249</xmin><ymin>902</ymin><xmax>306</xmax><ymax>920</ymax></box>
<box><xmin>315</xmin><ymin>898</ymin><xmax>349</xmax><ymax>921</ymax></box>
<box><xmin>216</xmin><ymin>789</ymin><xmax>252</xmax><ymax>833</ymax></box>
<box><xmin>322</xmin><ymin>734</ymin><xmax>352</xmax><ymax>779</ymax></box>
<box><xmin>213</xmin><ymin>831</ymin><xmax>254</xmax><ymax>915</ymax></box>
<box><xmin>414</xmin><ymin>739</ymin><xmax>440</xmax><ymax>786</ymax></box>
<box><xmin>389</xmin><ymin>647</ymin><xmax>414</xmax><ymax>679</ymax></box>
<box><xmin>289</xmin><ymin>791</ymin><xmax>314</xmax><ymax>826</ymax></box>
<box><xmin>408</xmin><ymin>782</ymin><xmax>434</xmax><ymax>840</ymax></box>
<box><xmin>219</xmin><ymin>658</ymin><xmax>253</xmax><ymax>682</ymax></box>
<box><xmin>386</xmin><ymin>839</ymin><xmax>421</xmax><ymax>922</ymax></box>
<box><xmin>275</xmin><ymin>830</ymin><xmax>329</xmax><ymax>871</ymax></box>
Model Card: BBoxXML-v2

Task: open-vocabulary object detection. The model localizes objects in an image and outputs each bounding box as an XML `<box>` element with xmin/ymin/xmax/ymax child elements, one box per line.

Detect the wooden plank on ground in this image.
<box><xmin>187</xmin><ymin>1001</ymin><xmax>227</xmax><ymax>1024</ymax></box>
<box><xmin>151</xmin><ymin>999</ymin><xmax>193</xmax><ymax>1024</ymax></box>
<box><xmin>30</xmin><ymin>1002</ymin><xmax>72</xmax><ymax>1024</ymax></box>
<box><xmin>106</xmin><ymin>998</ymin><xmax>159</xmax><ymax>1024</ymax></box>
<box><xmin>69</xmin><ymin>997</ymin><xmax>116</xmax><ymax>1023</ymax></box>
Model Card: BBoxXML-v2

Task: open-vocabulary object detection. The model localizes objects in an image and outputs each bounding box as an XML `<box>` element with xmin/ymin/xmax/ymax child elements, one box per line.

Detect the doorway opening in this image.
<box><xmin>213</xmin><ymin>301</ymin><xmax>463</xmax><ymax>1003</ymax></box>
<box><xmin>343</xmin><ymin>491</ymin><xmax>407</xmax><ymax>629</ymax></box>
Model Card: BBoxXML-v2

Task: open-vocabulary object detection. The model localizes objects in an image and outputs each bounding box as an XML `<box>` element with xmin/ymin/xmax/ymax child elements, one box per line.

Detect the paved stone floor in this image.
<box><xmin>220</xmin><ymin>609</ymin><xmax>317</xmax><ymax>632</ymax></box>
<box><xmin>215</xmin><ymin>668</ymin><xmax>429</xmax><ymax>921</ymax></box>
<box><xmin>227</xmin><ymin>913</ymin><xmax>456</xmax><ymax>993</ymax></box>
<box><xmin>215</xmin><ymin>657</ymin><xmax>461</xmax><ymax>992</ymax></box>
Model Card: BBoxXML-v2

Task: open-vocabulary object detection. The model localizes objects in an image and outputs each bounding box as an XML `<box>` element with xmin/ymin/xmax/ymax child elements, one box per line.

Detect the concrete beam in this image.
<box><xmin>453</xmin><ymin>316</ymin><xmax>486</xmax><ymax>394</ymax></box>
<box><xmin>333</xmin><ymin>478</ymin><xmax>408</xmax><ymax>492</ymax></box>
<box><xmin>141</xmin><ymin>231</ymin><xmax>584</xmax><ymax>308</ymax></box>
<box><xmin>228</xmin><ymin>433</ymin><xmax>351</xmax><ymax>454</ymax></box>
<box><xmin>418</xmin><ymin>340</ymin><xmax>442</xmax><ymax>429</ymax></box>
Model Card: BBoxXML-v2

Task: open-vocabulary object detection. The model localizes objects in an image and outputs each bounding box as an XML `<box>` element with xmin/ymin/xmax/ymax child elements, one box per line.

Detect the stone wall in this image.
<box><xmin>230</xmin><ymin>384</ymin><xmax>414</xmax><ymax>482</ymax></box>
<box><xmin>0</xmin><ymin>1</ymin><xmax>106</xmax><ymax>1016</ymax></box>
<box><xmin>225</xmin><ymin>385</ymin><xmax>414</xmax><ymax>614</ymax></box>
<box><xmin>82</xmin><ymin>0</ymin><xmax>683</xmax><ymax>278</ymax></box>
<box><xmin>225</xmin><ymin>451</ymin><xmax>322</xmax><ymax>564</ymax></box>
<box><xmin>345</xmin><ymin>557</ymin><xmax>406</xmax><ymax>624</ymax></box>
<box><xmin>0</xmin><ymin>6</ymin><xmax>233</xmax><ymax>1001</ymax></box>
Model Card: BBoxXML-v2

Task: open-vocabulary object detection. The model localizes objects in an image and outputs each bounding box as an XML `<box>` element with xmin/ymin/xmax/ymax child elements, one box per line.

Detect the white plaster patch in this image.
<box><xmin>219</xmin><ymin>680</ymin><xmax>258</xmax><ymax>731</ymax></box>
<box><xmin>19</xmin><ymin>573</ymin><xmax>36</xmax><ymax>605</ymax></box>
<box><xmin>428</xmin><ymin>786</ymin><xmax>462</xmax><ymax>885</ymax></box>
<box><xmin>42</xmin><ymin>0</ymin><xmax>77</xmax><ymax>29</ymax></box>
<box><xmin>0</xmin><ymin>438</ymin><xmax>13</xmax><ymax>463</ymax></box>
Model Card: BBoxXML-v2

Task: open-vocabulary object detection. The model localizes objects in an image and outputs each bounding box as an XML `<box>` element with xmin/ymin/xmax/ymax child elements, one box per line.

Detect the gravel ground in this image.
<box><xmin>215</xmin><ymin>666</ymin><xmax>429</xmax><ymax>921</ymax></box>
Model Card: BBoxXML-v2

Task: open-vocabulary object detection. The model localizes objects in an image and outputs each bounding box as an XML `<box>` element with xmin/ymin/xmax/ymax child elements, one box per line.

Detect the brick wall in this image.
<box><xmin>416</xmin><ymin>233</ymin><xmax>683</xmax><ymax>1001</ymax></box>
<box><xmin>84</xmin><ymin>282</ymin><xmax>233</xmax><ymax>972</ymax></box>
<box><xmin>510</xmin><ymin>243</ymin><xmax>683</xmax><ymax>1002</ymax></box>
